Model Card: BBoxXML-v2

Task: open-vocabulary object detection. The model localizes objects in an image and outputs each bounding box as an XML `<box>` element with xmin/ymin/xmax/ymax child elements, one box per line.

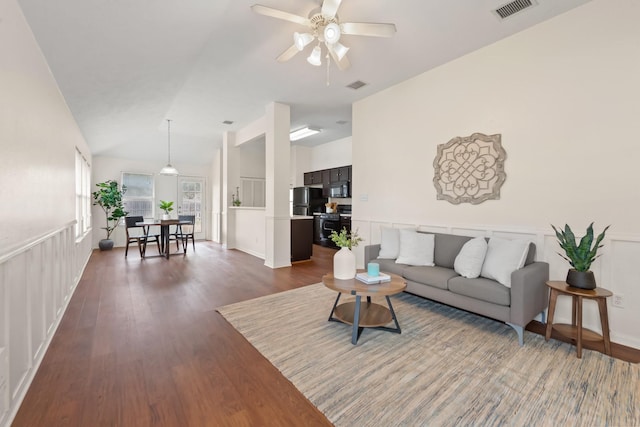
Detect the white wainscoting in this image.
<box><xmin>232</xmin><ymin>207</ymin><xmax>266</xmax><ymax>259</ymax></box>
<box><xmin>0</xmin><ymin>222</ymin><xmax>92</xmax><ymax>427</ymax></box>
<box><xmin>352</xmin><ymin>219</ymin><xmax>640</xmax><ymax>350</ymax></box>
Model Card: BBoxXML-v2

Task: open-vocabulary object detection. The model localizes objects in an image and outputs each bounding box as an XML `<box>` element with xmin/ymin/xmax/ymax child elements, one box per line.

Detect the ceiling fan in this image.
<box><xmin>251</xmin><ymin>0</ymin><xmax>396</xmax><ymax>71</ymax></box>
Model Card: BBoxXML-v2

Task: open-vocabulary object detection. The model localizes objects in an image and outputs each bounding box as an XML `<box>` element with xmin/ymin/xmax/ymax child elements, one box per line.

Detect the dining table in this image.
<box><xmin>136</xmin><ymin>219</ymin><xmax>192</xmax><ymax>259</ymax></box>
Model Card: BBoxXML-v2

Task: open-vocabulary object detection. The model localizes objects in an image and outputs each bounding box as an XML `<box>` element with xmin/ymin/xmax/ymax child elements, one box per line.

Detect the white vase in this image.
<box><xmin>334</xmin><ymin>247</ymin><xmax>356</xmax><ymax>279</ymax></box>
<box><xmin>162</xmin><ymin>214</ymin><xmax>170</xmax><ymax>220</ymax></box>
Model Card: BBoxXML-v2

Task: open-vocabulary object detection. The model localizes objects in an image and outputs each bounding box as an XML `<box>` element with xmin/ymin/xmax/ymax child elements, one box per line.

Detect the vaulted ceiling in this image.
<box><xmin>17</xmin><ymin>0</ymin><xmax>591</xmax><ymax>164</ymax></box>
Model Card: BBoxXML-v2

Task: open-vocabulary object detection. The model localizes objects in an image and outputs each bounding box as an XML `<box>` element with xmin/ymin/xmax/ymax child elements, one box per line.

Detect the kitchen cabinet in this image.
<box><xmin>303</xmin><ymin>171</ymin><xmax>323</xmax><ymax>185</ymax></box>
<box><xmin>291</xmin><ymin>217</ymin><xmax>314</xmax><ymax>262</ymax></box>
<box><xmin>322</xmin><ymin>169</ymin><xmax>331</xmax><ymax>185</ymax></box>
<box><xmin>330</xmin><ymin>166</ymin><xmax>351</xmax><ymax>183</ymax></box>
<box><xmin>305</xmin><ymin>165</ymin><xmax>351</xmax><ymax>186</ymax></box>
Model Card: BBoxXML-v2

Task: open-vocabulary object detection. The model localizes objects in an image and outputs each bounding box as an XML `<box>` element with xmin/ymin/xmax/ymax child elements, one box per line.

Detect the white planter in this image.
<box><xmin>333</xmin><ymin>247</ymin><xmax>356</xmax><ymax>279</ymax></box>
<box><xmin>162</xmin><ymin>214</ymin><xmax>170</xmax><ymax>220</ymax></box>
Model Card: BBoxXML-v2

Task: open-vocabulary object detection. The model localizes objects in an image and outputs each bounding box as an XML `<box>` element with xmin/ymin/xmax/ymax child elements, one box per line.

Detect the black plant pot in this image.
<box><xmin>566</xmin><ymin>269</ymin><xmax>596</xmax><ymax>290</ymax></box>
<box><xmin>98</xmin><ymin>239</ymin><xmax>114</xmax><ymax>251</ymax></box>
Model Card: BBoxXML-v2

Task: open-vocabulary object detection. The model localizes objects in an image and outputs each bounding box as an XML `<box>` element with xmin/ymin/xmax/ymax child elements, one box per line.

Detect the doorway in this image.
<box><xmin>177</xmin><ymin>176</ymin><xmax>206</xmax><ymax>240</ymax></box>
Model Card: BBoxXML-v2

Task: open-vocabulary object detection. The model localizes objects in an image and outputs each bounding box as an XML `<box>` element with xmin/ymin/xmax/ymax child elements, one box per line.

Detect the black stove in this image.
<box><xmin>319</xmin><ymin>212</ymin><xmax>340</xmax><ymax>220</ymax></box>
<box><xmin>314</xmin><ymin>206</ymin><xmax>352</xmax><ymax>248</ymax></box>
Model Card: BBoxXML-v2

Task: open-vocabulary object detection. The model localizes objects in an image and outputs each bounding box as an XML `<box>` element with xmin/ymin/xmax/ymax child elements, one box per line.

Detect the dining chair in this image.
<box><xmin>125</xmin><ymin>216</ymin><xmax>160</xmax><ymax>257</ymax></box>
<box><xmin>174</xmin><ymin>215</ymin><xmax>196</xmax><ymax>252</ymax></box>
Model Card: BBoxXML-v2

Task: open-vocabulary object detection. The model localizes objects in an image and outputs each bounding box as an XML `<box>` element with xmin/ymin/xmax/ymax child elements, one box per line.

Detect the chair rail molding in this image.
<box><xmin>0</xmin><ymin>222</ymin><xmax>92</xmax><ymax>427</ymax></box>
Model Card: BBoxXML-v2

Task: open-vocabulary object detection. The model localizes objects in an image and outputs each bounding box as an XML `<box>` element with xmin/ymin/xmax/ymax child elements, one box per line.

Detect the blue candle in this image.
<box><xmin>368</xmin><ymin>262</ymin><xmax>380</xmax><ymax>277</ymax></box>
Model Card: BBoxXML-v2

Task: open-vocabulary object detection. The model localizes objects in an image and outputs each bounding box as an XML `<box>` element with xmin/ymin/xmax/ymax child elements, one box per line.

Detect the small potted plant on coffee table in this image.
<box><xmin>330</xmin><ymin>227</ymin><xmax>363</xmax><ymax>279</ymax></box>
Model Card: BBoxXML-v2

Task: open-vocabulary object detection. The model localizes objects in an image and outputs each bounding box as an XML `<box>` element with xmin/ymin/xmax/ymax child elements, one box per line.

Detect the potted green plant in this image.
<box><xmin>330</xmin><ymin>227</ymin><xmax>363</xmax><ymax>279</ymax></box>
<box><xmin>92</xmin><ymin>180</ymin><xmax>128</xmax><ymax>251</ymax></box>
<box><xmin>330</xmin><ymin>227</ymin><xmax>363</xmax><ymax>250</ymax></box>
<box><xmin>159</xmin><ymin>200</ymin><xmax>174</xmax><ymax>220</ymax></box>
<box><xmin>232</xmin><ymin>187</ymin><xmax>241</xmax><ymax>206</ymax></box>
<box><xmin>551</xmin><ymin>222</ymin><xmax>610</xmax><ymax>289</ymax></box>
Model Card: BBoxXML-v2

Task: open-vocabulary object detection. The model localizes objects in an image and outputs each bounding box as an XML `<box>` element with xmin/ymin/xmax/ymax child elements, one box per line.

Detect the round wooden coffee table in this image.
<box><xmin>322</xmin><ymin>270</ymin><xmax>407</xmax><ymax>344</ymax></box>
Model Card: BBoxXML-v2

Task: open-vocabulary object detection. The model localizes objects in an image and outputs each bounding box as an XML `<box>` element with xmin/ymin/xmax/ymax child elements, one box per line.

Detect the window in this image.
<box><xmin>121</xmin><ymin>173</ymin><xmax>154</xmax><ymax>218</ymax></box>
<box><xmin>75</xmin><ymin>149</ymin><xmax>91</xmax><ymax>237</ymax></box>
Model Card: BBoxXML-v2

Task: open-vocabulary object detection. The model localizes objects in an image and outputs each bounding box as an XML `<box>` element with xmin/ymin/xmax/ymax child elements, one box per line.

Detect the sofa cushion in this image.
<box><xmin>454</xmin><ymin>237</ymin><xmax>488</xmax><ymax>278</ymax></box>
<box><xmin>375</xmin><ymin>258</ymin><xmax>408</xmax><ymax>276</ymax></box>
<box><xmin>403</xmin><ymin>265</ymin><xmax>459</xmax><ymax>290</ymax></box>
<box><xmin>396</xmin><ymin>230</ymin><xmax>435</xmax><ymax>266</ymax></box>
<box><xmin>524</xmin><ymin>242</ymin><xmax>536</xmax><ymax>265</ymax></box>
<box><xmin>378</xmin><ymin>227</ymin><xmax>401</xmax><ymax>259</ymax></box>
<box><xmin>448</xmin><ymin>276</ymin><xmax>511</xmax><ymax>306</ymax></box>
<box><xmin>480</xmin><ymin>238</ymin><xmax>530</xmax><ymax>288</ymax></box>
<box><xmin>432</xmin><ymin>233</ymin><xmax>474</xmax><ymax>269</ymax></box>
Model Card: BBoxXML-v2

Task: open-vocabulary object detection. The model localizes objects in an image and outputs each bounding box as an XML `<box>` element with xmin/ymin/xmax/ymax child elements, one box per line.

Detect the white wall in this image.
<box><xmin>223</xmin><ymin>103</ymin><xmax>291</xmax><ymax>268</ymax></box>
<box><xmin>352</xmin><ymin>0</ymin><xmax>640</xmax><ymax>348</ymax></box>
<box><xmin>238</xmin><ymin>141</ymin><xmax>266</xmax><ymax>179</ymax></box>
<box><xmin>0</xmin><ymin>0</ymin><xmax>91</xmax><ymax>254</ymax></box>
<box><xmin>310</xmin><ymin>136</ymin><xmax>352</xmax><ymax>171</ymax></box>
<box><xmin>91</xmin><ymin>156</ymin><xmax>212</xmax><ymax>247</ymax></box>
<box><xmin>231</xmin><ymin>208</ymin><xmax>266</xmax><ymax>259</ymax></box>
<box><xmin>211</xmin><ymin>148</ymin><xmax>222</xmax><ymax>243</ymax></box>
<box><xmin>290</xmin><ymin>145</ymin><xmax>312</xmax><ymax>188</ymax></box>
<box><xmin>0</xmin><ymin>0</ymin><xmax>93</xmax><ymax>425</ymax></box>
<box><xmin>290</xmin><ymin>136</ymin><xmax>353</xmax><ymax>188</ymax></box>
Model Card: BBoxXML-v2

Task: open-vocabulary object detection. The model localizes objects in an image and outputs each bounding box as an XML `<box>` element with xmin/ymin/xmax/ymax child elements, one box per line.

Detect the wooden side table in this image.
<box><xmin>544</xmin><ymin>280</ymin><xmax>613</xmax><ymax>358</ymax></box>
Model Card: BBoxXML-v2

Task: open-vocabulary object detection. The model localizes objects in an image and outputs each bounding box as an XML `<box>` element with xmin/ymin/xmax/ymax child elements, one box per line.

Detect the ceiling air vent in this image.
<box><xmin>347</xmin><ymin>80</ymin><xmax>367</xmax><ymax>90</ymax></box>
<box><xmin>222</xmin><ymin>120</ymin><xmax>234</xmax><ymax>125</ymax></box>
<box><xmin>494</xmin><ymin>0</ymin><xmax>535</xmax><ymax>19</ymax></box>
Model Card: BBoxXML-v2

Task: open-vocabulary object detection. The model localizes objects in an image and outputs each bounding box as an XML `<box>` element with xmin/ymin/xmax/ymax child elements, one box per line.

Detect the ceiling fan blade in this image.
<box><xmin>251</xmin><ymin>4</ymin><xmax>310</xmax><ymax>26</ymax></box>
<box><xmin>341</xmin><ymin>22</ymin><xmax>397</xmax><ymax>37</ymax></box>
<box><xmin>327</xmin><ymin>44</ymin><xmax>351</xmax><ymax>71</ymax></box>
<box><xmin>321</xmin><ymin>0</ymin><xmax>342</xmax><ymax>18</ymax></box>
<box><xmin>276</xmin><ymin>44</ymin><xmax>300</xmax><ymax>62</ymax></box>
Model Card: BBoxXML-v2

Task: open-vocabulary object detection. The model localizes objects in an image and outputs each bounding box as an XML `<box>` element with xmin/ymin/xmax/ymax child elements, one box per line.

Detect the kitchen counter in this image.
<box><xmin>291</xmin><ymin>215</ymin><xmax>314</xmax><ymax>220</ymax></box>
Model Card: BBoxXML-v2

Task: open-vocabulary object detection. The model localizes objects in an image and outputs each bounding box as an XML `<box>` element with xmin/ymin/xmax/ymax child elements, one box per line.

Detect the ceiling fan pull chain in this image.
<box><xmin>326</xmin><ymin>51</ymin><xmax>331</xmax><ymax>86</ymax></box>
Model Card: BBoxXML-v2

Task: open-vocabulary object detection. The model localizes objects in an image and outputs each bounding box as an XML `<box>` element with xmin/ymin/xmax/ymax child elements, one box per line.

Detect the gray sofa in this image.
<box><xmin>364</xmin><ymin>232</ymin><xmax>549</xmax><ymax>345</ymax></box>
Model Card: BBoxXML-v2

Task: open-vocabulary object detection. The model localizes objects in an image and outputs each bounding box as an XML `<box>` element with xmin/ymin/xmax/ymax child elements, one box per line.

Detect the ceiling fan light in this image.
<box><xmin>324</xmin><ymin>22</ymin><xmax>341</xmax><ymax>44</ymax></box>
<box><xmin>293</xmin><ymin>32</ymin><xmax>314</xmax><ymax>51</ymax></box>
<box><xmin>332</xmin><ymin>41</ymin><xmax>349</xmax><ymax>60</ymax></box>
<box><xmin>307</xmin><ymin>46</ymin><xmax>322</xmax><ymax>66</ymax></box>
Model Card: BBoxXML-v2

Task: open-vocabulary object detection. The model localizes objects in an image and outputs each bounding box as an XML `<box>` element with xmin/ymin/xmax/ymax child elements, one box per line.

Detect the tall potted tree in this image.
<box><xmin>551</xmin><ymin>222</ymin><xmax>610</xmax><ymax>289</ymax></box>
<box><xmin>92</xmin><ymin>180</ymin><xmax>128</xmax><ymax>251</ymax></box>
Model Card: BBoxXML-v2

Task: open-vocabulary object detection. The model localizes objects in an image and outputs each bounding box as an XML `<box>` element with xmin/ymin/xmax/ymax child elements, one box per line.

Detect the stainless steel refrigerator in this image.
<box><xmin>292</xmin><ymin>187</ymin><xmax>326</xmax><ymax>216</ymax></box>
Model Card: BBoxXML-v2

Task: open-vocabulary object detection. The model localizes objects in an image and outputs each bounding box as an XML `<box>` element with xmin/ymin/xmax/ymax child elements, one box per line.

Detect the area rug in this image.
<box><xmin>217</xmin><ymin>284</ymin><xmax>640</xmax><ymax>426</ymax></box>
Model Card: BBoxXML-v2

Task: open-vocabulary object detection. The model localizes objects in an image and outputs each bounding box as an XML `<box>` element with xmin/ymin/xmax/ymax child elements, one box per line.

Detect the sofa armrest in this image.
<box><xmin>509</xmin><ymin>261</ymin><xmax>550</xmax><ymax>327</ymax></box>
<box><xmin>364</xmin><ymin>244</ymin><xmax>381</xmax><ymax>265</ymax></box>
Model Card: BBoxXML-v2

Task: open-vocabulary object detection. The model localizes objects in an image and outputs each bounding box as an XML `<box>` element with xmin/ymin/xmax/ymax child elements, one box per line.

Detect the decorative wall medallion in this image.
<box><xmin>433</xmin><ymin>133</ymin><xmax>506</xmax><ymax>205</ymax></box>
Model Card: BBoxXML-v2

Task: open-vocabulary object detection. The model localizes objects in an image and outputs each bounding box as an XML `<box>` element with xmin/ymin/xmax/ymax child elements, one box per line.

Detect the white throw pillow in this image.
<box><xmin>378</xmin><ymin>227</ymin><xmax>401</xmax><ymax>259</ymax></box>
<box><xmin>395</xmin><ymin>230</ymin><xmax>435</xmax><ymax>266</ymax></box>
<box><xmin>454</xmin><ymin>237</ymin><xmax>488</xmax><ymax>279</ymax></box>
<box><xmin>480</xmin><ymin>238</ymin><xmax>530</xmax><ymax>288</ymax></box>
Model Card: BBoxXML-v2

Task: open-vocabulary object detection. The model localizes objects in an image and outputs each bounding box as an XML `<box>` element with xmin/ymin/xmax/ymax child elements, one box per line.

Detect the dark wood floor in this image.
<box><xmin>13</xmin><ymin>242</ymin><xmax>639</xmax><ymax>426</ymax></box>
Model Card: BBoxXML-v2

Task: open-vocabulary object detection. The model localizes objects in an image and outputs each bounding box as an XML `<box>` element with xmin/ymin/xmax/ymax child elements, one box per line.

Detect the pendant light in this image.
<box><xmin>160</xmin><ymin>119</ymin><xmax>179</xmax><ymax>176</ymax></box>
